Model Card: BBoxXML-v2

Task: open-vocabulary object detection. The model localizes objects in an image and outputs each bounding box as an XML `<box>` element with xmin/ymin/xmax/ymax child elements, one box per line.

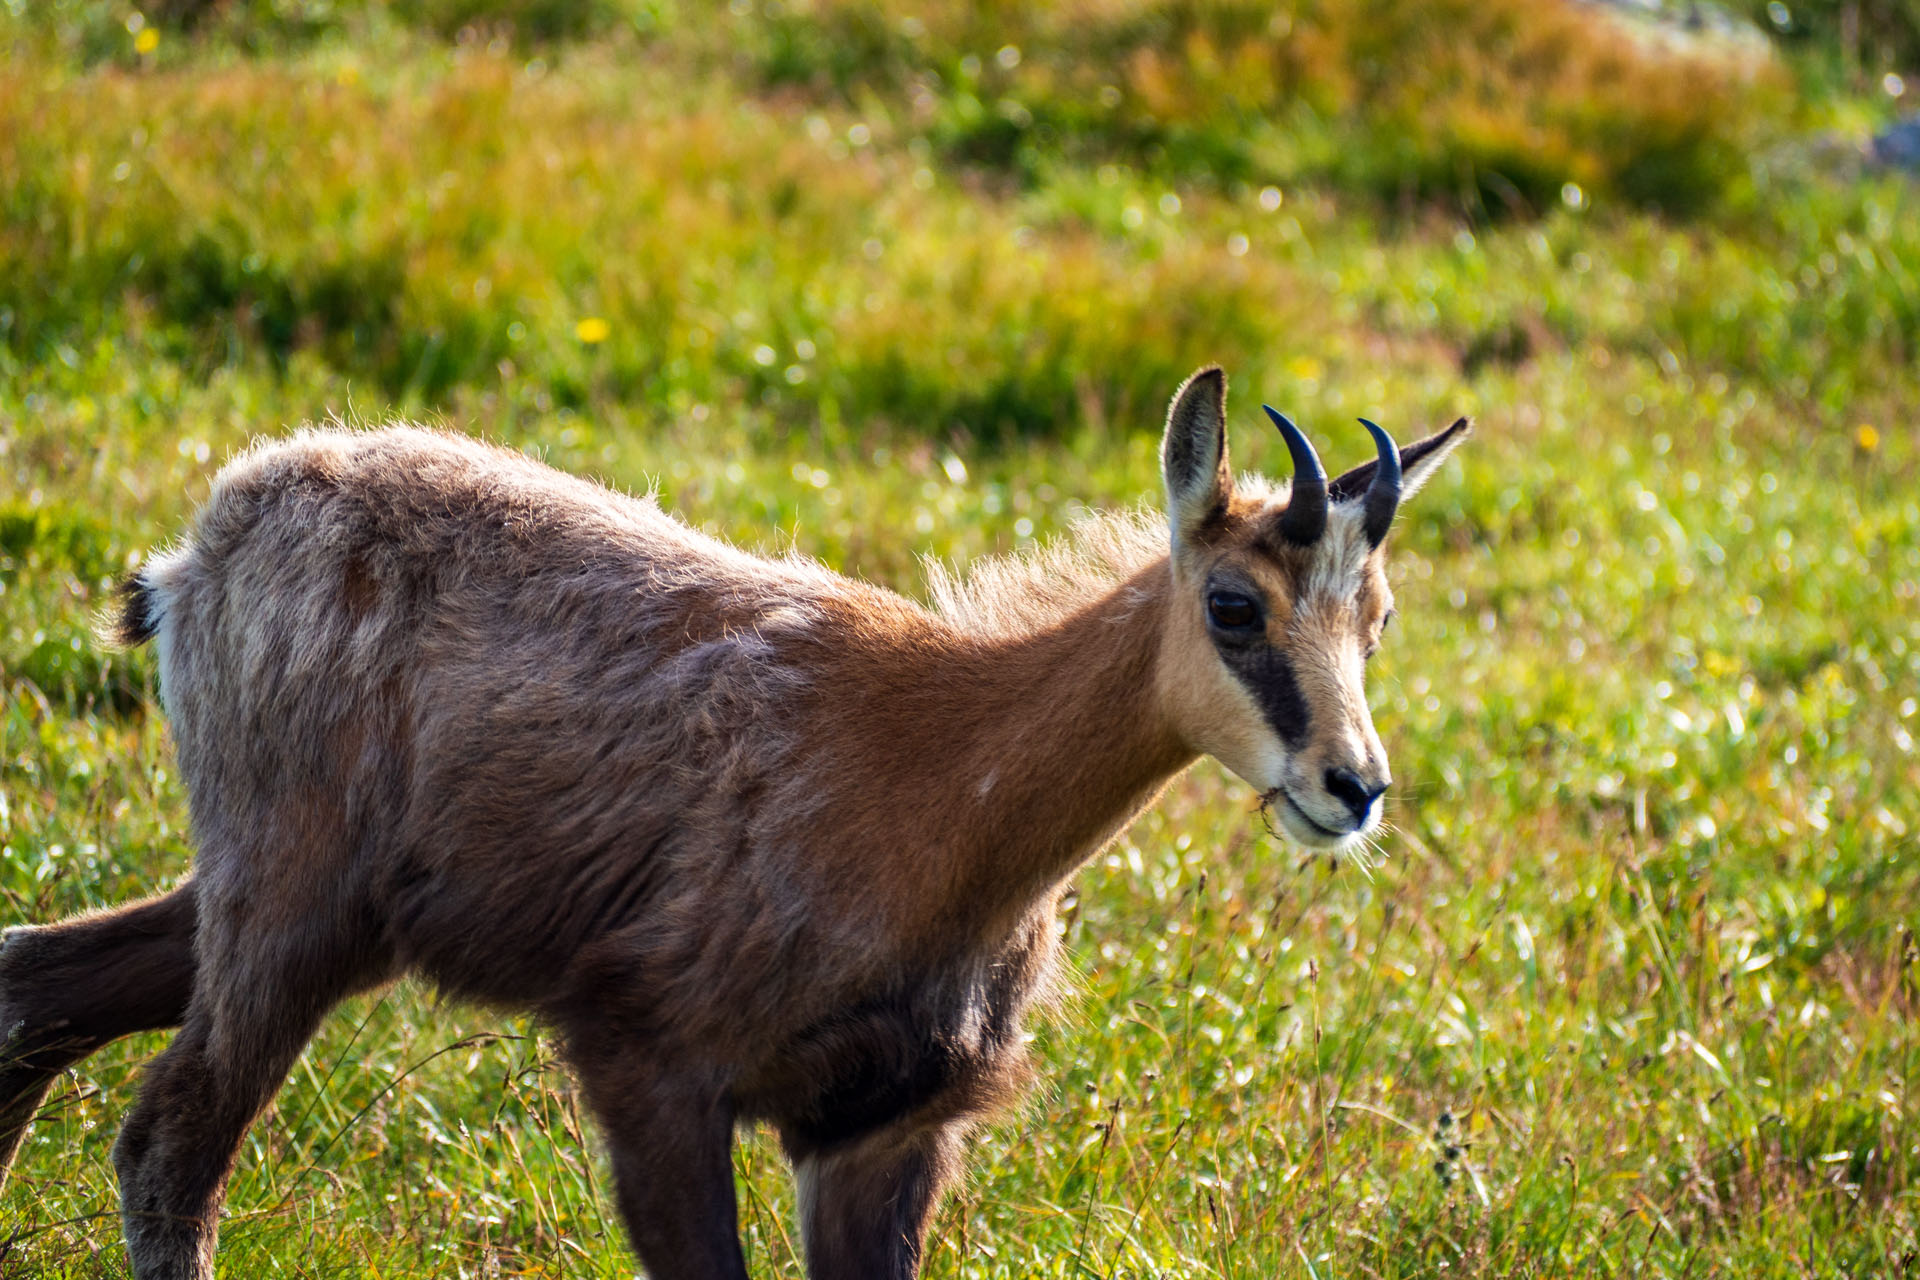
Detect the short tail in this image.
<box><xmin>101</xmin><ymin>570</ymin><xmax>160</xmax><ymax>649</ymax></box>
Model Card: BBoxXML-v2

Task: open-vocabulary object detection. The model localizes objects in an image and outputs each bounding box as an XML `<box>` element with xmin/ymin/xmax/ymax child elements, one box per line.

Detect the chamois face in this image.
<box><xmin>1155</xmin><ymin>367</ymin><xmax>1468</xmax><ymax>852</ymax></box>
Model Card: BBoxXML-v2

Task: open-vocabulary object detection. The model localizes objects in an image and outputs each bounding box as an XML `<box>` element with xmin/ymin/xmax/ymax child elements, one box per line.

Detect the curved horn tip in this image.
<box><xmin>1263</xmin><ymin>407</ymin><xmax>1322</xmax><ymax>463</ymax></box>
<box><xmin>1356</xmin><ymin>417</ymin><xmax>1403</xmax><ymax>546</ymax></box>
<box><xmin>1265</xmin><ymin>405</ymin><xmax>1330</xmax><ymax>545</ymax></box>
<box><xmin>1357</xmin><ymin>418</ymin><xmax>1402</xmax><ymax>482</ymax></box>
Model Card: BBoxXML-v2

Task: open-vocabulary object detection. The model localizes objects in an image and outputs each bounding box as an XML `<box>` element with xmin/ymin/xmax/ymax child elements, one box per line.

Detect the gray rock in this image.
<box><xmin>1573</xmin><ymin>0</ymin><xmax>1775</xmax><ymax>59</ymax></box>
<box><xmin>1870</xmin><ymin>116</ymin><xmax>1920</xmax><ymax>172</ymax></box>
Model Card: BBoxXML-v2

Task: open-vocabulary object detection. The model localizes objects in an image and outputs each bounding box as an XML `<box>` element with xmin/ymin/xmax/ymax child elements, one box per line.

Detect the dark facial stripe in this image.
<box><xmin>1212</xmin><ymin>639</ymin><xmax>1311</xmax><ymax>747</ymax></box>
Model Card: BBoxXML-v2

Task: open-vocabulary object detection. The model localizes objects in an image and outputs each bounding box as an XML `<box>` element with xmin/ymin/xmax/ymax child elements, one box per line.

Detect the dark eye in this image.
<box><xmin>1206</xmin><ymin>591</ymin><xmax>1260</xmax><ymax>630</ymax></box>
<box><xmin>1366</xmin><ymin>608</ymin><xmax>1397</xmax><ymax>659</ymax></box>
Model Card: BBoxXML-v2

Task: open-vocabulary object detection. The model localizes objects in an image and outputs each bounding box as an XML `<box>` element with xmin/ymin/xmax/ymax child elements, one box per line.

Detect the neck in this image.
<box><xmin>804</xmin><ymin>558</ymin><xmax>1196</xmax><ymax>942</ymax></box>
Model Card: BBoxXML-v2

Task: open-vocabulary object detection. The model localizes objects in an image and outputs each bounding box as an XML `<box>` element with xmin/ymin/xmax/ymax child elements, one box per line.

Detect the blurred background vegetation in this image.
<box><xmin>2</xmin><ymin>1</ymin><xmax>1918</xmax><ymax>1277</ymax></box>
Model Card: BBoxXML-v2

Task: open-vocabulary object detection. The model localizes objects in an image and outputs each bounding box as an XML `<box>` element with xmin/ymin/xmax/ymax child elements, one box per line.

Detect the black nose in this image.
<box><xmin>1324</xmin><ymin>768</ymin><xmax>1388</xmax><ymax>823</ymax></box>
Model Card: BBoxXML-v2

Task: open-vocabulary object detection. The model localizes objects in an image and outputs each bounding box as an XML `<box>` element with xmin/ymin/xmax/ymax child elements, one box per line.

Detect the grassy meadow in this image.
<box><xmin>3</xmin><ymin>0</ymin><xmax>1920</xmax><ymax>1275</ymax></box>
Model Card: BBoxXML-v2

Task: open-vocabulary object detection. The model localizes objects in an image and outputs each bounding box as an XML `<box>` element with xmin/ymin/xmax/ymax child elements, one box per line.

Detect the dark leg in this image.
<box><xmin>792</xmin><ymin>1121</ymin><xmax>966</xmax><ymax>1280</ymax></box>
<box><xmin>0</xmin><ymin>884</ymin><xmax>199</xmax><ymax>1188</ymax></box>
<box><xmin>567</xmin><ymin>1033</ymin><xmax>749</xmax><ymax>1280</ymax></box>
<box><xmin>111</xmin><ymin>877</ymin><xmax>385</xmax><ymax>1280</ymax></box>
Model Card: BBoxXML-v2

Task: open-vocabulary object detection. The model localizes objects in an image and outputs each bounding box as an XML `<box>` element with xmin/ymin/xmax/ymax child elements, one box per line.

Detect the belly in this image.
<box><xmin>743</xmin><ymin>912</ymin><xmax>1059</xmax><ymax>1154</ymax></box>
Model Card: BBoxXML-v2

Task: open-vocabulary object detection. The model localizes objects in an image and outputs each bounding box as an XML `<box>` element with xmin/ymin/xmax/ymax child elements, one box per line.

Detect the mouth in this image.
<box><xmin>1259</xmin><ymin>787</ymin><xmax>1359</xmax><ymax>849</ymax></box>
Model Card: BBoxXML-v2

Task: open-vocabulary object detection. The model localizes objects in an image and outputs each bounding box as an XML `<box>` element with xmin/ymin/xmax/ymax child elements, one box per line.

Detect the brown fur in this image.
<box><xmin>0</xmin><ymin>369</ymin><xmax>1465</xmax><ymax>1279</ymax></box>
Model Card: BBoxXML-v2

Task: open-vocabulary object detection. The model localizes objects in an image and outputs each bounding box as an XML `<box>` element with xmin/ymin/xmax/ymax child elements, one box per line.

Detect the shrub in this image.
<box><xmin>736</xmin><ymin>0</ymin><xmax>1790</xmax><ymax>217</ymax></box>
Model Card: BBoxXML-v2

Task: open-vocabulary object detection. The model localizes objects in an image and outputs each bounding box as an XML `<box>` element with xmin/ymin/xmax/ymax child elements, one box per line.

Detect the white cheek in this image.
<box><xmin>1205</xmin><ymin>700</ymin><xmax>1290</xmax><ymax>794</ymax></box>
<box><xmin>1161</xmin><ymin>619</ymin><xmax>1296</xmax><ymax>795</ymax></box>
<box><xmin>1218</xmin><ymin>743</ymin><xmax>1287</xmax><ymax>794</ymax></box>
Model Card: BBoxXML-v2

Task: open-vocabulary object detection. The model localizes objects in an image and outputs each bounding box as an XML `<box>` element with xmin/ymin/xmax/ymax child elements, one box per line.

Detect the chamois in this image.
<box><xmin>0</xmin><ymin>367</ymin><xmax>1465</xmax><ymax>1279</ymax></box>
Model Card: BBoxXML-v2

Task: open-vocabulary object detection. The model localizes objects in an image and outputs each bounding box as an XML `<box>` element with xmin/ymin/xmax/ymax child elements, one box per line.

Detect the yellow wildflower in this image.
<box><xmin>574</xmin><ymin>317</ymin><xmax>610</xmax><ymax>345</ymax></box>
<box><xmin>1854</xmin><ymin>424</ymin><xmax>1879</xmax><ymax>452</ymax></box>
<box><xmin>134</xmin><ymin>27</ymin><xmax>159</xmax><ymax>54</ymax></box>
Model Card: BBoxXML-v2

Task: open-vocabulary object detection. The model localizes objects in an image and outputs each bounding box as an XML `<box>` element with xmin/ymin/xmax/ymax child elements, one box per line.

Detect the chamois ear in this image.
<box><xmin>1161</xmin><ymin>366</ymin><xmax>1230</xmax><ymax>546</ymax></box>
<box><xmin>1328</xmin><ymin>416</ymin><xmax>1471</xmax><ymax>510</ymax></box>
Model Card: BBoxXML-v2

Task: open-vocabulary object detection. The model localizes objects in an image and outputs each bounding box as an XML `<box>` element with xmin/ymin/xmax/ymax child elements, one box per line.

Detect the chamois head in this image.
<box><xmin>1155</xmin><ymin>366</ymin><xmax>1469</xmax><ymax>851</ymax></box>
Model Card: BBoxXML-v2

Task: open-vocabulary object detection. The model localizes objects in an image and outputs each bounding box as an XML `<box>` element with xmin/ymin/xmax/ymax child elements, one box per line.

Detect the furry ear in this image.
<box><xmin>1328</xmin><ymin>417</ymin><xmax>1470</xmax><ymax>507</ymax></box>
<box><xmin>1161</xmin><ymin>367</ymin><xmax>1230</xmax><ymax>545</ymax></box>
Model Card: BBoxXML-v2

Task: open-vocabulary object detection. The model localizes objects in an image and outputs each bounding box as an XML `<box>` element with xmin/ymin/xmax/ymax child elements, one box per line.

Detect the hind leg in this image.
<box><xmin>0</xmin><ymin>883</ymin><xmax>199</xmax><ymax>1188</ymax></box>
<box><xmin>111</xmin><ymin>875</ymin><xmax>388</xmax><ymax>1280</ymax></box>
<box><xmin>564</xmin><ymin>1025</ymin><xmax>749</xmax><ymax>1280</ymax></box>
<box><xmin>791</xmin><ymin>1120</ymin><xmax>966</xmax><ymax>1280</ymax></box>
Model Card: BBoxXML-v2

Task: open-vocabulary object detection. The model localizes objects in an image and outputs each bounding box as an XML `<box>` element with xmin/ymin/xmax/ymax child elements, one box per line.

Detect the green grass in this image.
<box><xmin>3</xmin><ymin>2</ymin><xmax>1919</xmax><ymax>1275</ymax></box>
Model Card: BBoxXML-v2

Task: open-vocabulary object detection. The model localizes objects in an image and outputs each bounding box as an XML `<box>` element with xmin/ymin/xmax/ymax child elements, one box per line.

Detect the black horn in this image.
<box><xmin>1356</xmin><ymin>418</ymin><xmax>1401</xmax><ymax>546</ymax></box>
<box><xmin>1264</xmin><ymin>405</ymin><xmax>1327</xmax><ymax>545</ymax></box>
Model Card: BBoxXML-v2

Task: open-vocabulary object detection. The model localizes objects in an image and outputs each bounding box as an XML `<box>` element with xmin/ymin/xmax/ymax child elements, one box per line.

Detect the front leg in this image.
<box><xmin>791</xmin><ymin>1121</ymin><xmax>967</xmax><ymax>1280</ymax></box>
<box><xmin>567</xmin><ymin>1038</ymin><xmax>748</xmax><ymax>1280</ymax></box>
